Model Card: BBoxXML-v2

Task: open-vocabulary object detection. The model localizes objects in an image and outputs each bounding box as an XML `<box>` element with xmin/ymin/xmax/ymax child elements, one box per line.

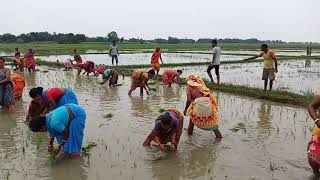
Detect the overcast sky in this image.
<box><xmin>1</xmin><ymin>0</ymin><xmax>319</xmax><ymax>42</ymax></box>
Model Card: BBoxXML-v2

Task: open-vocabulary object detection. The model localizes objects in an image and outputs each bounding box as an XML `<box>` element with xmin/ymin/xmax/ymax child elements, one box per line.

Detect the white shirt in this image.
<box><xmin>212</xmin><ymin>46</ymin><xmax>221</xmax><ymax>65</ymax></box>
<box><xmin>110</xmin><ymin>45</ymin><xmax>118</xmax><ymax>56</ymax></box>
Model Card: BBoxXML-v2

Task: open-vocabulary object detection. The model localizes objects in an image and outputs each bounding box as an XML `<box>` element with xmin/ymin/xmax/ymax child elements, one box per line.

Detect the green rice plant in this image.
<box><xmin>159</xmin><ymin>108</ymin><xmax>166</xmax><ymax>113</ymax></box>
<box><xmin>103</xmin><ymin>113</ymin><xmax>113</xmax><ymax>119</ymax></box>
<box><xmin>82</xmin><ymin>142</ymin><xmax>97</xmax><ymax>157</ymax></box>
<box><xmin>48</xmin><ymin>153</ymin><xmax>57</xmax><ymax>164</ymax></box>
<box><xmin>230</xmin><ymin>122</ymin><xmax>247</xmax><ymax>132</ymax></box>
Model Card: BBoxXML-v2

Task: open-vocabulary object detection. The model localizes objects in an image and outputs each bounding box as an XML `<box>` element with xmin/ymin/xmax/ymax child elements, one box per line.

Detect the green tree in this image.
<box><xmin>107</xmin><ymin>31</ymin><xmax>119</xmax><ymax>42</ymax></box>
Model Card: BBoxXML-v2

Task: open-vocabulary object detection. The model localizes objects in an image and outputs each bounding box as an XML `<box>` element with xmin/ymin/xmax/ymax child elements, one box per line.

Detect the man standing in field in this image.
<box><xmin>243</xmin><ymin>44</ymin><xmax>278</xmax><ymax>91</ymax></box>
<box><xmin>207</xmin><ymin>39</ymin><xmax>221</xmax><ymax>85</ymax></box>
<box><xmin>109</xmin><ymin>41</ymin><xmax>119</xmax><ymax>66</ymax></box>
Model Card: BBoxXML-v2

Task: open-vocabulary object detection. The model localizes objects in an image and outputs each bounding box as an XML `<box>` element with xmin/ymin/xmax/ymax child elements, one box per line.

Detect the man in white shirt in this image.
<box><xmin>109</xmin><ymin>41</ymin><xmax>119</xmax><ymax>66</ymax></box>
<box><xmin>207</xmin><ymin>39</ymin><xmax>221</xmax><ymax>84</ymax></box>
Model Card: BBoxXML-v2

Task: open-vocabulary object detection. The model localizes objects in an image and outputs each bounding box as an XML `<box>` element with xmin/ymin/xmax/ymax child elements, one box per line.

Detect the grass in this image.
<box><xmin>205</xmin><ymin>82</ymin><xmax>314</xmax><ymax>107</ymax></box>
<box><xmin>0</xmin><ymin>42</ymin><xmax>319</xmax><ymax>56</ymax></box>
<box><xmin>159</xmin><ymin>77</ymin><xmax>313</xmax><ymax>107</ymax></box>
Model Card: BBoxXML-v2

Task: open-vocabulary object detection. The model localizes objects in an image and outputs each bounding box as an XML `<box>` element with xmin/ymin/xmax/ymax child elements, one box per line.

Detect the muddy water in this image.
<box><xmin>164</xmin><ymin>60</ymin><xmax>320</xmax><ymax>95</ymax></box>
<box><xmin>0</xmin><ymin>67</ymin><xmax>316</xmax><ymax>179</ymax></box>
<box><xmin>221</xmin><ymin>50</ymin><xmax>320</xmax><ymax>56</ymax></box>
<box><xmin>36</xmin><ymin>53</ymin><xmax>250</xmax><ymax>65</ymax></box>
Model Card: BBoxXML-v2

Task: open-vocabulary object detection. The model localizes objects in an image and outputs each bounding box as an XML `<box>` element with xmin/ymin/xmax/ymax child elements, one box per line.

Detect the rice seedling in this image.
<box><xmin>159</xmin><ymin>108</ymin><xmax>166</xmax><ymax>113</ymax></box>
<box><xmin>103</xmin><ymin>113</ymin><xmax>113</xmax><ymax>119</ymax></box>
<box><xmin>82</xmin><ymin>142</ymin><xmax>97</xmax><ymax>157</ymax></box>
<box><xmin>48</xmin><ymin>153</ymin><xmax>57</xmax><ymax>164</ymax></box>
<box><xmin>230</xmin><ymin>122</ymin><xmax>247</xmax><ymax>133</ymax></box>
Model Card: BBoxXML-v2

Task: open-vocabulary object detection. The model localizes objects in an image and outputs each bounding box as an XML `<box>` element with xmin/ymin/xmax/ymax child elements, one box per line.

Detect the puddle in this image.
<box><xmin>0</xmin><ymin>67</ymin><xmax>315</xmax><ymax>179</ymax></box>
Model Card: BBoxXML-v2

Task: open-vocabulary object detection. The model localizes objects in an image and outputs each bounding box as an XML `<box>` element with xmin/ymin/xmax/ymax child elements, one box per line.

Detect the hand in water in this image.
<box><xmin>159</xmin><ymin>144</ymin><xmax>165</xmax><ymax>152</ymax></box>
<box><xmin>48</xmin><ymin>145</ymin><xmax>53</xmax><ymax>153</ymax></box>
<box><xmin>171</xmin><ymin>143</ymin><xmax>177</xmax><ymax>150</ymax></box>
<box><xmin>53</xmin><ymin>147</ymin><xmax>61</xmax><ymax>155</ymax></box>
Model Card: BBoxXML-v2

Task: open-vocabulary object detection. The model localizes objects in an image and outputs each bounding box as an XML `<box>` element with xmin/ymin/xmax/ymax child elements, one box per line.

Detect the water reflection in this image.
<box><xmin>0</xmin><ymin>66</ymin><xmax>316</xmax><ymax>179</ymax></box>
<box><xmin>129</xmin><ymin>96</ymin><xmax>151</xmax><ymax>118</ymax></box>
<box><xmin>257</xmin><ymin>101</ymin><xmax>272</xmax><ymax>131</ymax></box>
<box><xmin>50</xmin><ymin>157</ymin><xmax>88</xmax><ymax>180</ymax></box>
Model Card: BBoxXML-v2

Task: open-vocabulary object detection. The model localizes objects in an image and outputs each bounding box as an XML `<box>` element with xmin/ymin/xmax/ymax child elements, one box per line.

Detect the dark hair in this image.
<box><xmin>261</xmin><ymin>44</ymin><xmax>268</xmax><ymax>48</ymax></box>
<box><xmin>15</xmin><ymin>47</ymin><xmax>19</xmax><ymax>50</ymax></box>
<box><xmin>29</xmin><ymin>87</ymin><xmax>44</xmax><ymax>98</ymax></box>
<box><xmin>29</xmin><ymin>117</ymin><xmax>46</xmax><ymax>132</ymax></box>
<box><xmin>177</xmin><ymin>70</ymin><xmax>182</xmax><ymax>74</ymax></box>
<box><xmin>0</xmin><ymin>57</ymin><xmax>5</xmax><ymax>62</ymax></box>
<box><xmin>113</xmin><ymin>40</ymin><xmax>116</xmax><ymax>43</ymax></box>
<box><xmin>148</xmin><ymin>69</ymin><xmax>155</xmax><ymax>75</ymax></box>
<box><xmin>74</xmin><ymin>49</ymin><xmax>77</xmax><ymax>52</ymax></box>
<box><xmin>212</xmin><ymin>39</ymin><xmax>218</xmax><ymax>44</ymax></box>
<box><xmin>160</xmin><ymin>113</ymin><xmax>172</xmax><ymax>126</ymax></box>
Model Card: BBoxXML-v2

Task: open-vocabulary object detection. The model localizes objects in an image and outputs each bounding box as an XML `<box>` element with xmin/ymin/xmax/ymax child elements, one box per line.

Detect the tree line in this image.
<box><xmin>0</xmin><ymin>31</ymin><xmax>286</xmax><ymax>44</ymax></box>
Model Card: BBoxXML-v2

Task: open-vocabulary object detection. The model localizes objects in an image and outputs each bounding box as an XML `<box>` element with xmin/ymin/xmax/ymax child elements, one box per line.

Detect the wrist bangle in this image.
<box><xmin>315</xmin><ymin>119</ymin><xmax>320</xmax><ymax>124</ymax></box>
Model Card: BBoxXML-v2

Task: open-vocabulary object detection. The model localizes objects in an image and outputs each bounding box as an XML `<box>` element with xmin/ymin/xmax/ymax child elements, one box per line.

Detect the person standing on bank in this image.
<box><xmin>207</xmin><ymin>39</ymin><xmax>221</xmax><ymax>85</ymax></box>
<box><xmin>243</xmin><ymin>44</ymin><xmax>278</xmax><ymax>91</ymax></box>
<box><xmin>109</xmin><ymin>41</ymin><xmax>119</xmax><ymax>66</ymax></box>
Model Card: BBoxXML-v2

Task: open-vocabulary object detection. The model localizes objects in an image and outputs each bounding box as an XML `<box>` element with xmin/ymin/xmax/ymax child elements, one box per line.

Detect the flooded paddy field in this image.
<box><xmin>221</xmin><ymin>50</ymin><xmax>320</xmax><ymax>56</ymax></box>
<box><xmin>0</xmin><ymin>67</ymin><xmax>316</xmax><ymax>180</ymax></box>
<box><xmin>36</xmin><ymin>53</ymin><xmax>250</xmax><ymax>66</ymax></box>
<box><xmin>165</xmin><ymin>60</ymin><xmax>320</xmax><ymax>95</ymax></box>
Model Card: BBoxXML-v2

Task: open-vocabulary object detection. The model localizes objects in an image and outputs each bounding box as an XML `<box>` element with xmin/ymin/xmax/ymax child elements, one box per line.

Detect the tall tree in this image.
<box><xmin>107</xmin><ymin>31</ymin><xmax>119</xmax><ymax>42</ymax></box>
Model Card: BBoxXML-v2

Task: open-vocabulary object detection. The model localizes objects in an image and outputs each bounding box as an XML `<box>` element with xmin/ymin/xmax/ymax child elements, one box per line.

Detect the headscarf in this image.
<box><xmin>186</xmin><ymin>74</ymin><xmax>218</xmax><ymax>107</ymax></box>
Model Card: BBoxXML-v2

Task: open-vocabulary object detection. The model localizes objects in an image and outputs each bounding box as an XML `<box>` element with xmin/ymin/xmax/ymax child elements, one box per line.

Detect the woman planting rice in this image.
<box><xmin>128</xmin><ymin>69</ymin><xmax>155</xmax><ymax>96</ymax></box>
<box><xmin>162</xmin><ymin>69</ymin><xmax>182</xmax><ymax>87</ymax></box>
<box><xmin>77</xmin><ymin>61</ymin><xmax>95</xmax><ymax>75</ymax></box>
<box><xmin>100</xmin><ymin>68</ymin><xmax>119</xmax><ymax>87</ymax></box>
<box><xmin>183</xmin><ymin>75</ymin><xmax>222</xmax><ymax>138</ymax></box>
<box><xmin>143</xmin><ymin>109</ymin><xmax>183</xmax><ymax>152</ymax></box>
<box><xmin>29</xmin><ymin>87</ymin><xmax>78</xmax><ymax>115</ymax></box>
<box><xmin>29</xmin><ymin>103</ymin><xmax>86</xmax><ymax>157</ymax></box>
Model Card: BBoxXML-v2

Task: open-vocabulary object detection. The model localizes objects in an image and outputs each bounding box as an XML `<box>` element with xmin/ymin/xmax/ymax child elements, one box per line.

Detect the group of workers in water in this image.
<box><xmin>1</xmin><ymin>40</ymin><xmax>320</xmax><ymax>176</ymax></box>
